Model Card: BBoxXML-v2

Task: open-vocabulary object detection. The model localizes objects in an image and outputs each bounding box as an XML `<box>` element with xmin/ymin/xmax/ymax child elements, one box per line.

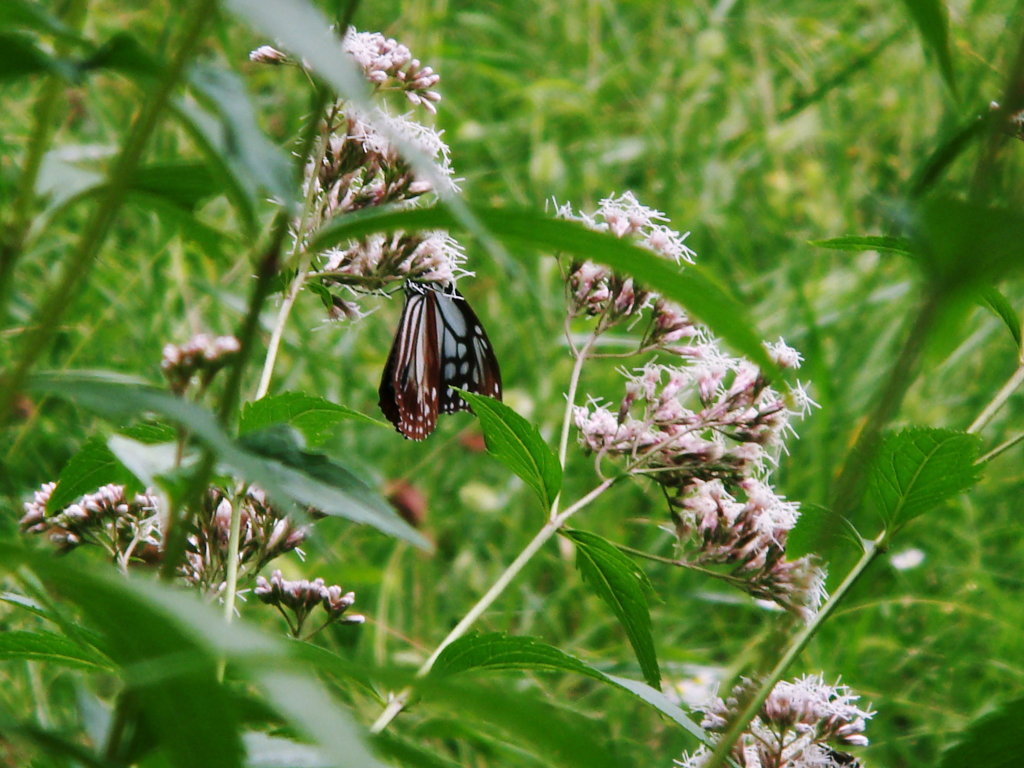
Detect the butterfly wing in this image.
<box><xmin>434</xmin><ymin>288</ymin><xmax>502</xmax><ymax>414</ymax></box>
<box><xmin>378</xmin><ymin>285</ymin><xmax>441</xmax><ymax>440</ymax></box>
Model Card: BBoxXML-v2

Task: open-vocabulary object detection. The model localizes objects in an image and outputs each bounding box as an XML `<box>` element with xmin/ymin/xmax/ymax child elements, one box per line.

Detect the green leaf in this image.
<box><xmin>432</xmin><ymin>632</ymin><xmax>602</xmax><ymax>680</ymax></box>
<box><xmin>562</xmin><ymin>529</ymin><xmax>660</xmax><ymax>688</ymax></box>
<box><xmin>915</xmin><ymin>198</ymin><xmax>1024</xmax><ymax>291</ymax></box>
<box><xmin>938</xmin><ymin>697</ymin><xmax>1024</xmax><ymax>768</ymax></box>
<box><xmin>238</xmin><ymin>426</ymin><xmax>428</xmax><ymax>548</ymax></box>
<box><xmin>81</xmin><ymin>31</ymin><xmax>162</xmax><ymax>77</ymax></box>
<box><xmin>432</xmin><ymin>633</ymin><xmax>708</xmax><ymax>746</ymax></box>
<box><xmin>28</xmin><ymin>371</ymin><xmax>430</xmax><ymax>550</ymax></box>
<box><xmin>787</xmin><ymin>503</ymin><xmax>863</xmax><ymax>559</ymax></box>
<box><xmin>0</xmin><ymin>31</ymin><xmax>71</xmax><ymax>81</ymax></box>
<box><xmin>5</xmin><ymin>550</ymin><xmax>244</xmax><ymax>768</ymax></box>
<box><xmin>130</xmin><ymin>161</ymin><xmax>225</xmax><ymax>211</ymax></box>
<box><xmin>0</xmin><ymin>545</ymin><xmax>392</xmax><ymax>768</ymax></box>
<box><xmin>311</xmin><ymin>205</ymin><xmax>776</xmax><ymax>372</ymax></box>
<box><xmin>119</xmin><ymin>422</ymin><xmax>179</xmax><ymax>444</ymax></box>
<box><xmin>898</xmin><ymin>0</ymin><xmax>956</xmax><ymax>95</ymax></box>
<box><xmin>866</xmin><ymin>428</ymin><xmax>981</xmax><ymax>533</ymax></box>
<box><xmin>0</xmin><ymin>630</ymin><xmax>112</xmax><ymax>671</ymax></box>
<box><xmin>170</xmin><ymin>64</ymin><xmax>297</xmax><ymax>234</ymax></box>
<box><xmin>0</xmin><ymin>0</ymin><xmax>84</xmax><ymax>42</ymax></box>
<box><xmin>456</xmin><ymin>390</ymin><xmax>561</xmax><ymax>509</ymax></box>
<box><xmin>239</xmin><ymin>392</ymin><xmax>386</xmax><ymax>447</ymax></box>
<box><xmin>980</xmin><ymin>287</ymin><xmax>1022</xmax><ymax>352</ymax></box>
<box><xmin>46</xmin><ymin>437</ymin><xmax>140</xmax><ymax>513</ymax></box>
<box><xmin>809</xmin><ymin>235</ymin><xmax>914</xmax><ymax>255</ymax></box>
<box><xmin>106</xmin><ymin>436</ymin><xmax>180</xmax><ymax>490</ymax></box>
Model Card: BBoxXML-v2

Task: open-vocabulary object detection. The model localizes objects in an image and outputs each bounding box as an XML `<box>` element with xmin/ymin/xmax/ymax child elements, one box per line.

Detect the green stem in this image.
<box><xmin>967</xmin><ymin>362</ymin><xmax>1024</xmax><ymax>434</ymax></box>
<box><xmin>978</xmin><ymin>431</ymin><xmax>1024</xmax><ymax>464</ymax></box>
<box><xmin>255</xmin><ymin>269</ymin><xmax>307</xmax><ymax>400</ymax></box>
<box><xmin>704</xmin><ymin>535</ymin><xmax>884</xmax><ymax>768</ymax></box>
<box><xmin>549</xmin><ymin>327</ymin><xmax>599</xmax><ymax>520</ymax></box>
<box><xmin>0</xmin><ymin>0</ymin><xmax>90</xmax><ymax>309</ymax></box>
<box><xmin>0</xmin><ymin>0</ymin><xmax>217</xmax><ymax>418</ymax></box>
<box><xmin>369</xmin><ymin>476</ymin><xmax>617</xmax><ymax>734</ymax></box>
<box><xmin>161</xmin><ymin>86</ymin><xmax>331</xmax><ymax>582</ymax></box>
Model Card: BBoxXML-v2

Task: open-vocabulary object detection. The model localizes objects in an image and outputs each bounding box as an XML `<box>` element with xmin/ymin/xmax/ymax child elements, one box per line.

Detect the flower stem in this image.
<box><xmin>703</xmin><ymin>535</ymin><xmax>883</xmax><ymax>768</ymax></box>
<box><xmin>0</xmin><ymin>0</ymin><xmax>217</xmax><ymax>419</ymax></box>
<box><xmin>967</xmin><ymin>361</ymin><xmax>1024</xmax><ymax>435</ymax></box>
<box><xmin>255</xmin><ymin>270</ymin><xmax>308</xmax><ymax>400</ymax></box>
<box><xmin>369</xmin><ymin>476</ymin><xmax>616</xmax><ymax>734</ymax></box>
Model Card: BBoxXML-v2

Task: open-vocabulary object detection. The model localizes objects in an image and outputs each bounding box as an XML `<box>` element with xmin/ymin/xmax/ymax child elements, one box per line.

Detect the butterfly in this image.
<box><xmin>378</xmin><ymin>281</ymin><xmax>502</xmax><ymax>440</ymax></box>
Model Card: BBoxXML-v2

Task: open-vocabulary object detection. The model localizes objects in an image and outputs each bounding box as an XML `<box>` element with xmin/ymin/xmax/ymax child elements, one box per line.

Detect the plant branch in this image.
<box><xmin>369</xmin><ymin>476</ymin><xmax>617</xmax><ymax>734</ymax></box>
<box><xmin>704</xmin><ymin>535</ymin><xmax>884</xmax><ymax>768</ymax></box>
<box><xmin>967</xmin><ymin>361</ymin><xmax>1024</xmax><ymax>434</ymax></box>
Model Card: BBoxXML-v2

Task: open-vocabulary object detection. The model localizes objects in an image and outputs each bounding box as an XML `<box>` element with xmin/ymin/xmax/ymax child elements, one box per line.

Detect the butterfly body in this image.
<box><xmin>379</xmin><ymin>282</ymin><xmax>501</xmax><ymax>440</ymax></box>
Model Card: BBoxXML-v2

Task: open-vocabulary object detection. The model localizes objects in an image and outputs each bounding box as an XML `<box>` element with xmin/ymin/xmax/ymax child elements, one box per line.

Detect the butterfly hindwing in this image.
<box><xmin>435</xmin><ymin>289</ymin><xmax>502</xmax><ymax>414</ymax></box>
<box><xmin>379</xmin><ymin>282</ymin><xmax>502</xmax><ymax>440</ymax></box>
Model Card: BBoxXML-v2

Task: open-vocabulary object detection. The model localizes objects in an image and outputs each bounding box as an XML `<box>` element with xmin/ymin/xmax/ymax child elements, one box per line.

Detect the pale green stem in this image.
<box><xmin>978</xmin><ymin>431</ymin><xmax>1024</xmax><ymax>464</ymax></box>
<box><xmin>255</xmin><ymin>270</ymin><xmax>308</xmax><ymax>399</ymax></box>
<box><xmin>704</xmin><ymin>535</ymin><xmax>883</xmax><ymax>768</ymax></box>
<box><xmin>967</xmin><ymin>362</ymin><xmax>1024</xmax><ymax>434</ymax></box>
<box><xmin>549</xmin><ymin>329</ymin><xmax>600</xmax><ymax>521</ymax></box>
<box><xmin>222</xmin><ymin>500</ymin><xmax>244</xmax><ymax>624</ymax></box>
<box><xmin>252</xmin><ymin>114</ymin><xmax>332</xmax><ymax>401</ymax></box>
<box><xmin>369</xmin><ymin>476</ymin><xmax>616</xmax><ymax>734</ymax></box>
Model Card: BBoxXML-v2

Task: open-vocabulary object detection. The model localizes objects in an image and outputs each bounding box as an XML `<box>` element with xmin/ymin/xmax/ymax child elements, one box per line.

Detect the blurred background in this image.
<box><xmin>3</xmin><ymin>1</ymin><xmax>1024</xmax><ymax>765</ymax></box>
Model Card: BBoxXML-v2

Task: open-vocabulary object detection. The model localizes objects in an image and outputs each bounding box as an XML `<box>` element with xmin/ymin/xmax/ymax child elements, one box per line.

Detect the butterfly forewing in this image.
<box><xmin>379</xmin><ymin>282</ymin><xmax>502</xmax><ymax>440</ymax></box>
<box><xmin>378</xmin><ymin>286</ymin><xmax>441</xmax><ymax>440</ymax></box>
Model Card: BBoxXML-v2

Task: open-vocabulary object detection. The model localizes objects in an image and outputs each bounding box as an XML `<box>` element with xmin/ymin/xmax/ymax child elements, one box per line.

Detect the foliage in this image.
<box><xmin>3</xmin><ymin>1</ymin><xmax>1024</xmax><ymax>767</ymax></box>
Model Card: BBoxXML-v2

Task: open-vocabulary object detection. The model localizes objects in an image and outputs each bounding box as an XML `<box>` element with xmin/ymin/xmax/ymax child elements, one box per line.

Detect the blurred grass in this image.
<box><xmin>3</xmin><ymin>0</ymin><xmax>1024</xmax><ymax>766</ymax></box>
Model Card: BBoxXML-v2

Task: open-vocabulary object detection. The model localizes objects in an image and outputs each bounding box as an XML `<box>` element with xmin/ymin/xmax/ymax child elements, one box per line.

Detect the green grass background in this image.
<box><xmin>3</xmin><ymin>1</ymin><xmax>1024</xmax><ymax>766</ymax></box>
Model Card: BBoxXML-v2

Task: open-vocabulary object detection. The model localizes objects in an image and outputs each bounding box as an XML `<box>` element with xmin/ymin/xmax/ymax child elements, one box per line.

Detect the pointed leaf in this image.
<box><xmin>456</xmin><ymin>390</ymin><xmax>561</xmax><ymax>509</ymax></box>
<box><xmin>432</xmin><ymin>633</ymin><xmax>707</xmax><ymax>745</ymax></box>
<box><xmin>238</xmin><ymin>426</ymin><xmax>429</xmax><ymax>549</ymax></box>
<box><xmin>311</xmin><ymin>205</ymin><xmax>776</xmax><ymax>372</ymax></box>
<box><xmin>46</xmin><ymin>437</ymin><xmax>140</xmax><ymax>513</ymax></box>
<box><xmin>809</xmin><ymin>235</ymin><xmax>913</xmax><ymax>255</ymax></box>
<box><xmin>898</xmin><ymin>0</ymin><xmax>956</xmax><ymax>94</ymax></box>
<box><xmin>562</xmin><ymin>529</ymin><xmax>660</xmax><ymax>687</ymax></box>
<box><xmin>866</xmin><ymin>428</ymin><xmax>981</xmax><ymax>532</ymax></box>
<box><xmin>0</xmin><ymin>630</ymin><xmax>112</xmax><ymax>671</ymax></box>
<box><xmin>187</xmin><ymin>64</ymin><xmax>296</xmax><ymax>211</ymax></box>
<box><xmin>239</xmin><ymin>392</ymin><xmax>386</xmax><ymax>447</ymax></box>
<box><xmin>938</xmin><ymin>696</ymin><xmax>1024</xmax><ymax>768</ymax></box>
<box><xmin>980</xmin><ymin>287</ymin><xmax>1022</xmax><ymax>352</ymax></box>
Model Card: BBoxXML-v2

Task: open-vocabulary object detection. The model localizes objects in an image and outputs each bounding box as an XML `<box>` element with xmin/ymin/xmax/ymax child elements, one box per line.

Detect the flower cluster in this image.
<box><xmin>672</xmin><ymin>478</ymin><xmax>826</xmax><ymax>620</ymax></box>
<box><xmin>556</xmin><ymin>193</ymin><xmax>696</xmax><ymax>324</ymax></box>
<box><xmin>160</xmin><ymin>333</ymin><xmax>240</xmax><ymax>395</ymax></box>
<box><xmin>319</xmin><ymin>229</ymin><xmax>467</xmax><ymax>290</ymax></box>
<box><xmin>20</xmin><ymin>481</ymin><xmax>307</xmax><ymax>594</ymax></box>
<box><xmin>678</xmin><ymin>675</ymin><xmax>873</xmax><ymax>768</ymax></box>
<box><xmin>257</xmin><ymin>28</ymin><xmax>469</xmax><ymax>314</ymax></box>
<box><xmin>250</xmin><ymin>29</ymin><xmax>441</xmax><ymax>113</ymax></box>
<box><xmin>255</xmin><ymin>569</ymin><xmax>364</xmax><ymax>637</ymax></box>
<box><xmin>574</xmin><ymin>340</ymin><xmax>821</xmax><ymax>618</ymax></box>
<box><xmin>182</xmin><ymin>487</ymin><xmax>308</xmax><ymax>590</ymax></box>
<box><xmin>20</xmin><ymin>482</ymin><xmax>160</xmax><ymax>568</ymax></box>
<box><xmin>341</xmin><ymin>28</ymin><xmax>441</xmax><ymax>112</ymax></box>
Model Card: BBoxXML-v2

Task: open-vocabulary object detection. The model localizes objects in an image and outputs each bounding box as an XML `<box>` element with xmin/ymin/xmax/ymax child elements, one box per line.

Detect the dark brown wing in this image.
<box><xmin>378</xmin><ymin>285</ymin><xmax>441</xmax><ymax>440</ymax></box>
